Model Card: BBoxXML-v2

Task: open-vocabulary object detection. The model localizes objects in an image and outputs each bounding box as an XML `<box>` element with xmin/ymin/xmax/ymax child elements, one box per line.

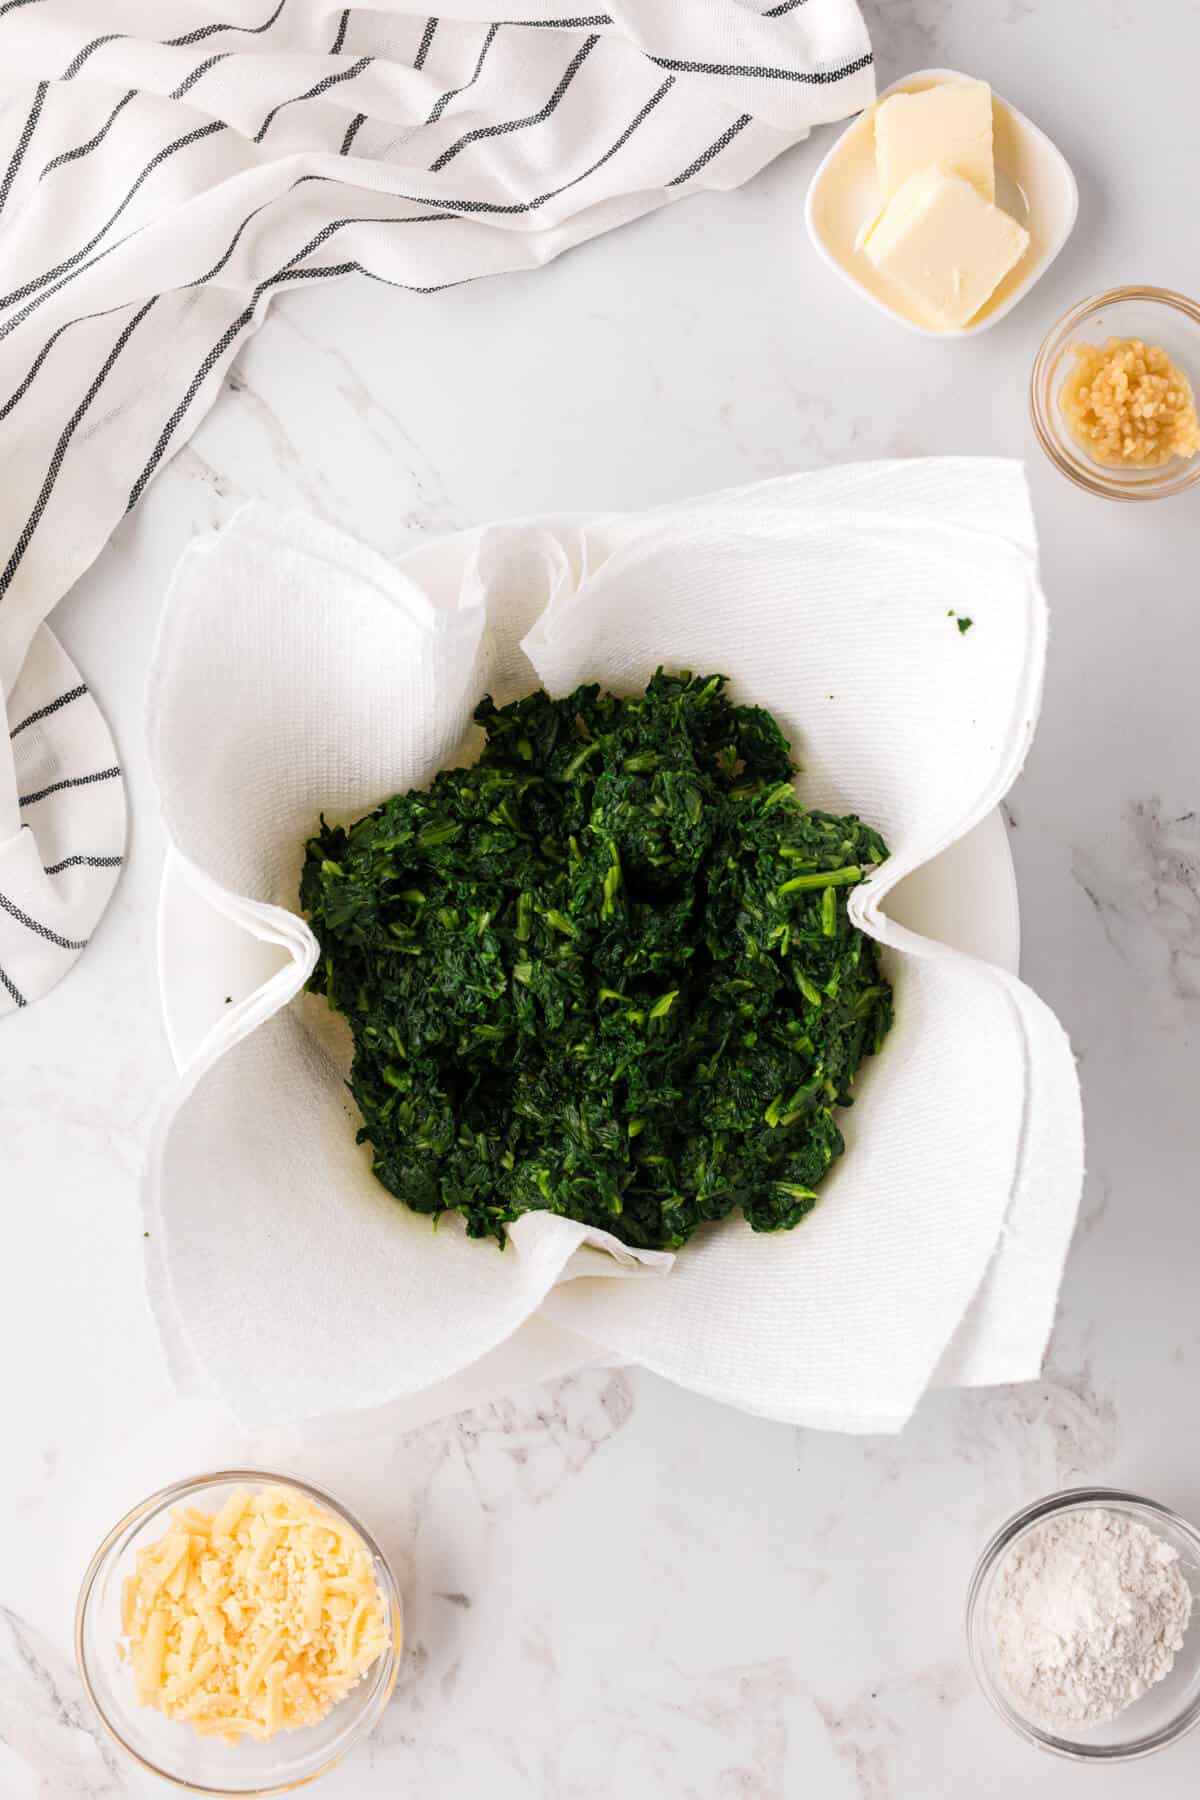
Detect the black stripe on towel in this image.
<box><xmin>43</xmin><ymin>0</ymin><xmax>287</xmax><ymax>73</ymax></box>
<box><xmin>331</xmin><ymin>8</ymin><xmax>351</xmax><ymax>53</ymax></box>
<box><xmin>38</xmin><ymin>91</ymin><xmax>137</xmax><ymax>182</ymax></box>
<box><xmin>182</xmin><ymin>175</ymin><xmax>439</xmax><ymax>295</ymax></box>
<box><xmin>165</xmin><ymin>0</ymin><xmax>288</xmax><ymax>49</ymax></box>
<box><xmin>45</xmin><ymin>0</ymin><xmax>287</xmax><ymax>97</ymax></box>
<box><xmin>19</xmin><ymin>767</ymin><xmax>122</xmax><ymax>808</ymax></box>
<box><xmin>0</xmin><ymin>961</ymin><xmax>26</xmax><ymax>1008</ymax></box>
<box><xmin>650</xmin><ymin>49</ymin><xmax>873</xmax><ymax>83</ymax></box>
<box><xmin>0</xmin><ymin>889</ymin><xmax>88</xmax><ymax>950</ymax></box>
<box><xmin>667</xmin><ymin>112</ymin><xmax>752</xmax><ymax>186</ymax></box>
<box><xmin>38</xmin><ymin>29</ymin><xmax>226</xmax><ymax>189</ymax></box>
<box><xmin>172</xmin><ymin>53</ymin><xmax>232</xmax><ymax>101</ymax></box>
<box><xmin>407</xmin><ymin>73</ymin><xmax>677</xmax><ymax>214</ymax></box>
<box><xmin>340</xmin><ymin>113</ymin><xmax>366</xmax><ymax>154</ymax></box>
<box><xmin>414</xmin><ymin>16</ymin><xmax>438</xmax><ymax>67</ymax></box>
<box><xmin>425</xmin><ymin>23</ymin><xmax>500</xmax><ymax>125</ymax></box>
<box><xmin>0</xmin><ymin>120</ymin><xmax>227</xmax><ymax>313</ymax></box>
<box><xmin>254</xmin><ymin>54</ymin><xmax>373</xmax><ymax>143</ymax></box>
<box><xmin>0</xmin><ymin>296</ymin><xmax>148</xmax><ymax>422</ymax></box>
<box><xmin>336</xmin><ymin>74</ymin><xmax>680</xmax><ymax>220</ymax></box>
<box><xmin>9</xmin><ymin>683</ymin><xmax>88</xmax><ymax>738</ymax></box>
<box><xmin>43</xmin><ymin>853</ymin><xmax>124</xmax><ymax>875</ymax></box>
<box><xmin>0</xmin><ymin>238</ymin><xmax>132</xmax><ymax>344</ymax></box>
<box><xmin>431</xmin><ymin>33</ymin><xmax>599</xmax><ymax>169</ymax></box>
<box><xmin>763</xmin><ymin>0</ymin><xmax>810</xmax><ymax>14</ymax></box>
<box><xmin>188</xmin><ymin>176</ymin><xmax>326</xmax><ymax>285</ymax></box>
<box><xmin>187</xmin><ymin>181</ymin><xmax>455</xmax><ymax>289</ymax></box>
<box><xmin>61</xmin><ymin>34</ymin><xmax>124</xmax><ymax>81</ymax></box>
<box><xmin>0</xmin><ymin>303</ymin><xmax>157</xmax><ymax>599</ymax></box>
<box><xmin>0</xmin><ymin>81</ymin><xmax>48</xmax><ymax>217</ymax></box>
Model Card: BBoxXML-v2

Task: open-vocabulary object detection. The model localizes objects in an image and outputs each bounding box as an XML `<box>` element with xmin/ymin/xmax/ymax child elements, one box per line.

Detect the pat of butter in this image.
<box><xmin>861</xmin><ymin>167</ymin><xmax>1029</xmax><ymax>331</ymax></box>
<box><xmin>875</xmin><ymin>79</ymin><xmax>995</xmax><ymax>203</ymax></box>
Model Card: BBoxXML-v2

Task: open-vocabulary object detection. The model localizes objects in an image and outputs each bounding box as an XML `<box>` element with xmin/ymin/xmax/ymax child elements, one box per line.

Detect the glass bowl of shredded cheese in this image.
<box><xmin>76</xmin><ymin>1471</ymin><xmax>402</xmax><ymax>1794</ymax></box>
<box><xmin>967</xmin><ymin>1487</ymin><xmax>1200</xmax><ymax>1761</ymax></box>
<box><xmin>1031</xmin><ymin>288</ymin><xmax>1200</xmax><ymax>500</ymax></box>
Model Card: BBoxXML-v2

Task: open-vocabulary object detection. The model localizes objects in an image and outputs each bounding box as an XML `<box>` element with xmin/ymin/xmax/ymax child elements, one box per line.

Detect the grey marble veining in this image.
<box><xmin>6</xmin><ymin>0</ymin><xmax>1200</xmax><ymax>1794</ymax></box>
<box><xmin>0</xmin><ymin>1606</ymin><xmax>130</xmax><ymax>1797</ymax></box>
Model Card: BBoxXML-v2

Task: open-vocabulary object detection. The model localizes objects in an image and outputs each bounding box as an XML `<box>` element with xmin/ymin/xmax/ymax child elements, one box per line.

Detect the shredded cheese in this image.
<box><xmin>120</xmin><ymin>1485</ymin><xmax>393</xmax><ymax>1744</ymax></box>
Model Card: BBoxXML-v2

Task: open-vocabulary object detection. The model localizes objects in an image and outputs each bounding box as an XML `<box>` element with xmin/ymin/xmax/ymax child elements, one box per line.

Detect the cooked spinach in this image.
<box><xmin>301</xmin><ymin>671</ymin><xmax>893</xmax><ymax>1251</ymax></box>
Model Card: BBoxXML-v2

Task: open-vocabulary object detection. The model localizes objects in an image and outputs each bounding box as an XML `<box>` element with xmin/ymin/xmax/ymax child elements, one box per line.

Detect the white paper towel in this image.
<box><xmin>146</xmin><ymin>459</ymin><xmax>1083</xmax><ymax>1432</ymax></box>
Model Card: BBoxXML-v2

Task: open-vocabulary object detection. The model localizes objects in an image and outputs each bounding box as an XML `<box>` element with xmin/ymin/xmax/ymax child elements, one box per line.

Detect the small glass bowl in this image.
<box><xmin>967</xmin><ymin>1487</ymin><xmax>1200</xmax><ymax>1762</ymax></box>
<box><xmin>1030</xmin><ymin>286</ymin><xmax>1200</xmax><ymax>500</ymax></box>
<box><xmin>76</xmin><ymin>1470</ymin><xmax>402</xmax><ymax>1796</ymax></box>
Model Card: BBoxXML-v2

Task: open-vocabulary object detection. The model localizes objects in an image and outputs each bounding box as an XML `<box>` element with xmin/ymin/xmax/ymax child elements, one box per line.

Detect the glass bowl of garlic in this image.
<box><xmin>1031</xmin><ymin>287</ymin><xmax>1200</xmax><ymax>500</ymax></box>
<box><xmin>76</xmin><ymin>1470</ymin><xmax>402</xmax><ymax>1795</ymax></box>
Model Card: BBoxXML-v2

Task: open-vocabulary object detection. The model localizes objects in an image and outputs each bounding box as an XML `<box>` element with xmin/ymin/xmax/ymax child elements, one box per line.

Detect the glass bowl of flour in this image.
<box><xmin>967</xmin><ymin>1488</ymin><xmax>1200</xmax><ymax>1760</ymax></box>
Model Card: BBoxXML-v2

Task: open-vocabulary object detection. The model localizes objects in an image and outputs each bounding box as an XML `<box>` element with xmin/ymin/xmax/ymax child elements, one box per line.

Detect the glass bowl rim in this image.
<box><xmin>74</xmin><ymin>1466</ymin><xmax>402</xmax><ymax>1798</ymax></box>
<box><xmin>1029</xmin><ymin>285</ymin><xmax>1200</xmax><ymax>501</ymax></box>
<box><xmin>966</xmin><ymin>1484</ymin><xmax>1200</xmax><ymax>1763</ymax></box>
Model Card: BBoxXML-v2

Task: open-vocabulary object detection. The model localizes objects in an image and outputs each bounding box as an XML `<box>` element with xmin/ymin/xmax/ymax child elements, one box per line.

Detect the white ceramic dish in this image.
<box><xmin>805</xmin><ymin>68</ymin><xmax>1079</xmax><ymax>339</ymax></box>
<box><xmin>157</xmin><ymin>815</ymin><xmax>1019</xmax><ymax>1070</ymax></box>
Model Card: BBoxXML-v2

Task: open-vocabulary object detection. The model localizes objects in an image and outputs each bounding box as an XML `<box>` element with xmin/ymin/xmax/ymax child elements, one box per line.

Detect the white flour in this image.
<box><xmin>989</xmin><ymin>1508</ymin><xmax>1193</xmax><ymax>1729</ymax></box>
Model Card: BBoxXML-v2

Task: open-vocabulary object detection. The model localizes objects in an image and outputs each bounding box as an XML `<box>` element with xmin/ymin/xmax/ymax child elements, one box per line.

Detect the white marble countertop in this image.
<box><xmin>7</xmin><ymin>1</ymin><xmax>1200</xmax><ymax>1794</ymax></box>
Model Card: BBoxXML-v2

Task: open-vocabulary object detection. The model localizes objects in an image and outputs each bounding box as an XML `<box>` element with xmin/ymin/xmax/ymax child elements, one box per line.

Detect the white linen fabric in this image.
<box><xmin>0</xmin><ymin>0</ymin><xmax>873</xmax><ymax>1014</ymax></box>
<box><xmin>145</xmin><ymin>459</ymin><xmax>1084</xmax><ymax>1433</ymax></box>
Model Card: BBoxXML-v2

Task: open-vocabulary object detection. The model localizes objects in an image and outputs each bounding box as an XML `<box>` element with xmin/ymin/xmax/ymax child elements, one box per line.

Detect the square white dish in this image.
<box><xmin>805</xmin><ymin>68</ymin><xmax>1079</xmax><ymax>339</ymax></box>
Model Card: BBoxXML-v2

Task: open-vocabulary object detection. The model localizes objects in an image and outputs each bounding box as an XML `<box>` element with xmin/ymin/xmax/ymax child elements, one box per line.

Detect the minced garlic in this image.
<box><xmin>1061</xmin><ymin>336</ymin><xmax>1200</xmax><ymax>468</ymax></box>
<box><xmin>120</xmin><ymin>1485</ymin><xmax>393</xmax><ymax>1744</ymax></box>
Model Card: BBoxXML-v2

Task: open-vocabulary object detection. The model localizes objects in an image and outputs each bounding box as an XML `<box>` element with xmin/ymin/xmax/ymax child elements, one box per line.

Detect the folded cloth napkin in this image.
<box><xmin>145</xmin><ymin>458</ymin><xmax>1084</xmax><ymax>1433</ymax></box>
<box><xmin>0</xmin><ymin>0</ymin><xmax>874</xmax><ymax>1014</ymax></box>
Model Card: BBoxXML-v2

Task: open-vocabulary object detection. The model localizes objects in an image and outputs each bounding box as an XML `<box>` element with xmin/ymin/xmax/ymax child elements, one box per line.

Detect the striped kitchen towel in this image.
<box><xmin>0</xmin><ymin>626</ymin><xmax>125</xmax><ymax>1011</ymax></box>
<box><xmin>0</xmin><ymin>0</ymin><xmax>873</xmax><ymax>1015</ymax></box>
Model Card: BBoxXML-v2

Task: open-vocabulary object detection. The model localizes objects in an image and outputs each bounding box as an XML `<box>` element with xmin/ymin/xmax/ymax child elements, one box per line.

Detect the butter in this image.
<box><xmin>875</xmin><ymin>79</ymin><xmax>995</xmax><ymax>203</ymax></box>
<box><xmin>861</xmin><ymin>167</ymin><xmax>1029</xmax><ymax>331</ymax></box>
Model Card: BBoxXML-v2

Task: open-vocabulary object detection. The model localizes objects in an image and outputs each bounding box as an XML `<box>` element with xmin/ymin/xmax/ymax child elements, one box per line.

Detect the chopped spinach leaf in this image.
<box><xmin>301</xmin><ymin>671</ymin><xmax>893</xmax><ymax>1250</ymax></box>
